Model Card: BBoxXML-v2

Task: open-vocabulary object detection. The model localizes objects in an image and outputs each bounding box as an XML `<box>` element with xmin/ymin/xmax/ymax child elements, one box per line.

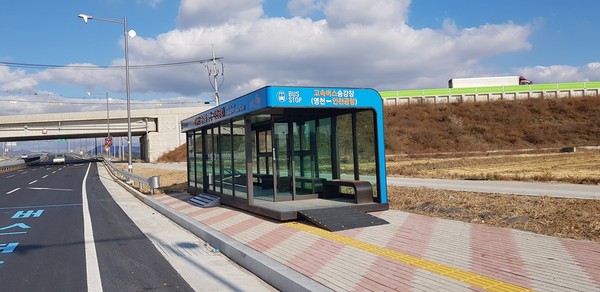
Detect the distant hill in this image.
<box><xmin>157</xmin><ymin>96</ymin><xmax>600</xmax><ymax>161</ymax></box>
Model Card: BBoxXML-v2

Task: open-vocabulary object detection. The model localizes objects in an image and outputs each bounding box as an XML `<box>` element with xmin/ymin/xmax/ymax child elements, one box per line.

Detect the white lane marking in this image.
<box><xmin>42</xmin><ymin>175</ymin><xmax>49</xmax><ymax>179</ymax></box>
<box><xmin>28</xmin><ymin>180</ymin><xmax>38</xmax><ymax>185</ymax></box>
<box><xmin>52</xmin><ymin>171</ymin><xmax>57</xmax><ymax>174</ymax></box>
<box><xmin>6</xmin><ymin>188</ymin><xmax>20</xmax><ymax>195</ymax></box>
<box><xmin>28</xmin><ymin>187</ymin><xmax>73</xmax><ymax>191</ymax></box>
<box><xmin>6</xmin><ymin>175</ymin><xmax>15</xmax><ymax>178</ymax></box>
<box><xmin>82</xmin><ymin>163</ymin><xmax>103</xmax><ymax>291</ymax></box>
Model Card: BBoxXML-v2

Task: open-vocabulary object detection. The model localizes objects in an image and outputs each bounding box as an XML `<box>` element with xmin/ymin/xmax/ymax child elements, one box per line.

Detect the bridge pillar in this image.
<box><xmin>145</xmin><ymin>131</ymin><xmax>186</xmax><ymax>163</ymax></box>
<box><xmin>139</xmin><ymin>135</ymin><xmax>149</xmax><ymax>163</ymax></box>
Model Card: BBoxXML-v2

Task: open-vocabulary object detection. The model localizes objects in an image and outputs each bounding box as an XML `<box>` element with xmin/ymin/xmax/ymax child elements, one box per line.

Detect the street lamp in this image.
<box><xmin>78</xmin><ymin>13</ymin><xmax>136</xmax><ymax>173</ymax></box>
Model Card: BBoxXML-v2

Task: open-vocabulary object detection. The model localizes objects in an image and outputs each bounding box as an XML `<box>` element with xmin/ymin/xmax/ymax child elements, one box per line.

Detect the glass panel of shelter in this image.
<box><xmin>293</xmin><ymin>120</ymin><xmax>322</xmax><ymax>197</ymax></box>
<box><xmin>251</xmin><ymin>114</ymin><xmax>274</xmax><ymax>201</ymax></box>
<box><xmin>221</xmin><ymin>121</ymin><xmax>233</xmax><ymax>196</ymax></box>
<box><xmin>205</xmin><ymin>127</ymin><xmax>215</xmax><ymax>192</ymax></box>
<box><xmin>271</xmin><ymin>115</ymin><xmax>325</xmax><ymax>201</ymax></box>
<box><xmin>336</xmin><ymin>113</ymin><xmax>355</xmax><ymax>180</ymax></box>
<box><xmin>194</xmin><ymin>130</ymin><xmax>203</xmax><ymax>190</ymax></box>
<box><xmin>187</xmin><ymin>133</ymin><xmax>196</xmax><ymax>188</ymax></box>
<box><xmin>232</xmin><ymin>118</ymin><xmax>247</xmax><ymax>199</ymax></box>
<box><xmin>356</xmin><ymin>110</ymin><xmax>378</xmax><ymax>200</ymax></box>
<box><xmin>274</xmin><ymin>122</ymin><xmax>293</xmax><ymax>201</ymax></box>
<box><xmin>213</xmin><ymin>126</ymin><xmax>222</xmax><ymax>193</ymax></box>
<box><xmin>316</xmin><ymin>118</ymin><xmax>333</xmax><ymax>181</ymax></box>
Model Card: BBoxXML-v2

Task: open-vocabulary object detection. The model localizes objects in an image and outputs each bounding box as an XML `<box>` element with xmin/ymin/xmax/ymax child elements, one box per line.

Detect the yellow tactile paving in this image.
<box><xmin>284</xmin><ymin>222</ymin><xmax>534</xmax><ymax>292</ymax></box>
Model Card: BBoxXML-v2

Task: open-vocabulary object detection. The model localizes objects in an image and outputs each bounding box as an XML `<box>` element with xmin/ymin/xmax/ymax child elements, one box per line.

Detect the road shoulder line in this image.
<box><xmin>82</xmin><ymin>163</ymin><xmax>103</xmax><ymax>292</ymax></box>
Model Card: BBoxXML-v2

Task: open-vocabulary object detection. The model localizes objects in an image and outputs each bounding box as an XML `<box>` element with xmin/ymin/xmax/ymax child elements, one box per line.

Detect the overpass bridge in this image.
<box><xmin>0</xmin><ymin>106</ymin><xmax>208</xmax><ymax>162</ymax></box>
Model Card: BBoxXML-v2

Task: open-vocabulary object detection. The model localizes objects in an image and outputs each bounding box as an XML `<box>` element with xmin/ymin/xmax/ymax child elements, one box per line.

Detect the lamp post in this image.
<box><xmin>78</xmin><ymin>13</ymin><xmax>135</xmax><ymax>173</ymax></box>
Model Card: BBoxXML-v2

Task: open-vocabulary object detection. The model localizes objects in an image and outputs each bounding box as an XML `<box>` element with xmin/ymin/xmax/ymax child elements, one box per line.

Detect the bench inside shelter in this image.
<box><xmin>323</xmin><ymin>179</ymin><xmax>374</xmax><ymax>204</ymax></box>
<box><xmin>254</xmin><ymin>175</ymin><xmax>373</xmax><ymax>203</ymax></box>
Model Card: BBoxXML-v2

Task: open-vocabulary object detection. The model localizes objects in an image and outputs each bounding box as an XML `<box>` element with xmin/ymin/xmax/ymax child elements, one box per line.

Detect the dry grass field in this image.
<box><xmin>387</xmin><ymin>150</ymin><xmax>600</xmax><ymax>242</ymax></box>
<box><xmin>119</xmin><ymin>96</ymin><xmax>600</xmax><ymax>242</ymax></box>
<box><xmin>387</xmin><ymin>150</ymin><xmax>600</xmax><ymax>184</ymax></box>
<box><xmin>119</xmin><ymin>150</ymin><xmax>600</xmax><ymax>243</ymax></box>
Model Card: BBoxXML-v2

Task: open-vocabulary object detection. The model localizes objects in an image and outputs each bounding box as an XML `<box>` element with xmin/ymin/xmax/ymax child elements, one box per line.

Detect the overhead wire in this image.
<box><xmin>0</xmin><ymin>97</ymin><xmax>207</xmax><ymax>106</ymax></box>
<box><xmin>0</xmin><ymin>57</ymin><xmax>221</xmax><ymax>105</ymax></box>
<box><xmin>0</xmin><ymin>57</ymin><xmax>222</xmax><ymax>70</ymax></box>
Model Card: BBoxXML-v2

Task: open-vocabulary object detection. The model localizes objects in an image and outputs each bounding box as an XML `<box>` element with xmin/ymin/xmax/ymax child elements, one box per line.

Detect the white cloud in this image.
<box><xmin>177</xmin><ymin>0</ymin><xmax>264</xmax><ymax>28</ymax></box>
<box><xmin>0</xmin><ymin>66</ymin><xmax>38</xmax><ymax>92</ymax></box>
<box><xmin>8</xmin><ymin>0</ymin><xmax>600</xmax><ymax>115</ymax></box>
<box><xmin>122</xmin><ymin>0</ymin><xmax>536</xmax><ymax>97</ymax></box>
<box><xmin>288</xmin><ymin>0</ymin><xmax>323</xmax><ymax>16</ymax></box>
<box><xmin>137</xmin><ymin>0</ymin><xmax>163</xmax><ymax>8</ymax></box>
<box><xmin>324</xmin><ymin>0</ymin><xmax>410</xmax><ymax>28</ymax></box>
<box><xmin>118</xmin><ymin>0</ymin><xmax>538</xmax><ymax>94</ymax></box>
<box><xmin>518</xmin><ymin>64</ymin><xmax>600</xmax><ymax>83</ymax></box>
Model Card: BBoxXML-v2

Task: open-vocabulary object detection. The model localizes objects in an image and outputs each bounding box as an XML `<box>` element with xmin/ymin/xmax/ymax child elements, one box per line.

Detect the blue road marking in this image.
<box><xmin>0</xmin><ymin>242</ymin><xmax>18</xmax><ymax>254</ymax></box>
<box><xmin>12</xmin><ymin>210</ymin><xmax>44</xmax><ymax>219</ymax></box>
<box><xmin>0</xmin><ymin>232</ymin><xmax>27</xmax><ymax>236</ymax></box>
<box><xmin>0</xmin><ymin>223</ymin><xmax>30</xmax><ymax>231</ymax></box>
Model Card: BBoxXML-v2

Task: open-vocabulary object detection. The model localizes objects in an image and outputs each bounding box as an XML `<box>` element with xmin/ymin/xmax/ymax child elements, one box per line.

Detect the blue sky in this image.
<box><xmin>1</xmin><ymin>0</ymin><xmax>600</xmax><ymax>116</ymax></box>
<box><xmin>408</xmin><ymin>0</ymin><xmax>597</xmax><ymax>68</ymax></box>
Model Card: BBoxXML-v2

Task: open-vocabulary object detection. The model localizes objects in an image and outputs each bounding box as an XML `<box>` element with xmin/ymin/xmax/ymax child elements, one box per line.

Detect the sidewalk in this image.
<box><xmin>139</xmin><ymin>190</ymin><xmax>600</xmax><ymax>291</ymax></box>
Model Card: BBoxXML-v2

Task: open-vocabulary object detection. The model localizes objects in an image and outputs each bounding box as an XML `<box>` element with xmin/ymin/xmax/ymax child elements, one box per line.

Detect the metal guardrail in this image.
<box><xmin>103</xmin><ymin>159</ymin><xmax>160</xmax><ymax>194</ymax></box>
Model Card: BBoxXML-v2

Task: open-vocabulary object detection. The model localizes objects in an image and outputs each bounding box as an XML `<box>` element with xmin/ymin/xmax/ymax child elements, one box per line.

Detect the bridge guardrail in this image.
<box><xmin>102</xmin><ymin>159</ymin><xmax>160</xmax><ymax>194</ymax></box>
<box><xmin>0</xmin><ymin>163</ymin><xmax>26</xmax><ymax>173</ymax></box>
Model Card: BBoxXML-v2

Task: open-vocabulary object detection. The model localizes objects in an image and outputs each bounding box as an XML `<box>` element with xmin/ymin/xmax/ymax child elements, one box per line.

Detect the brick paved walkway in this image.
<box><xmin>153</xmin><ymin>193</ymin><xmax>600</xmax><ymax>291</ymax></box>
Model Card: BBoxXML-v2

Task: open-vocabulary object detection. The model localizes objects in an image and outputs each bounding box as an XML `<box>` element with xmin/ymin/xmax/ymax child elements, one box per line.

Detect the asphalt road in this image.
<box><xmin>0</xmin><ymin>158</ymin><xmax>193</xmax><ymax>291</ymax></box>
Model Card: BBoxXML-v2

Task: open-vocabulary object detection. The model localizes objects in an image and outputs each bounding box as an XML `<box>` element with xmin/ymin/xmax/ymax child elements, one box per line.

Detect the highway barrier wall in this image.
<box><xmin>380</xmin><ymin>81</ymin><xmax>600</xmax><ymax>105</ymax></box>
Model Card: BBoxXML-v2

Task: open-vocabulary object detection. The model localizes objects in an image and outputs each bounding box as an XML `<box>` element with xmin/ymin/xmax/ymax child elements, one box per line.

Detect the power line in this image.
<box><xmin>0</xmin><ymin>57</ymin><xmax>222</xmax><ymax>70</ymax></box>
<box><xmin>0</xmin><ymin>97</ymin><xmax>207</xmax><ymax>106</ymax></box>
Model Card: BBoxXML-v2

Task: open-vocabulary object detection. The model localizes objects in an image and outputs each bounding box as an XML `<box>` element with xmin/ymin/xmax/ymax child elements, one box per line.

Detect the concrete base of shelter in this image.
<box><xmin>213</xmin><ymin>191</ymin><xmax>390</xmax><ymax>221</ymax></box>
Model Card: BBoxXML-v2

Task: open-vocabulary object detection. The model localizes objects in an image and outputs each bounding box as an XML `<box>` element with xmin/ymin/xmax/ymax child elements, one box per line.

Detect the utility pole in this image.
<box><xmin>206</xmin><ymin>45</ymin><xmax>224</xmax><ymax>106</ymax></box>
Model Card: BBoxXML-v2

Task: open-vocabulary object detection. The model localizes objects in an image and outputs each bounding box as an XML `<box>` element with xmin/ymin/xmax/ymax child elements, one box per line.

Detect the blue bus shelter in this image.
<box><xmin>181</xmin><ymin>86</ymin><xmax>389</xmax><ymax>223</ymax></box>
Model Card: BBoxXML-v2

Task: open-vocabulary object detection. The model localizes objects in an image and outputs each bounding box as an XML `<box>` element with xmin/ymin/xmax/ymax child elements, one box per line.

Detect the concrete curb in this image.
<box><xmin>101</xmin><ymin>163</ymin><xmax>331</xmax><ymax>292</ymax></box>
